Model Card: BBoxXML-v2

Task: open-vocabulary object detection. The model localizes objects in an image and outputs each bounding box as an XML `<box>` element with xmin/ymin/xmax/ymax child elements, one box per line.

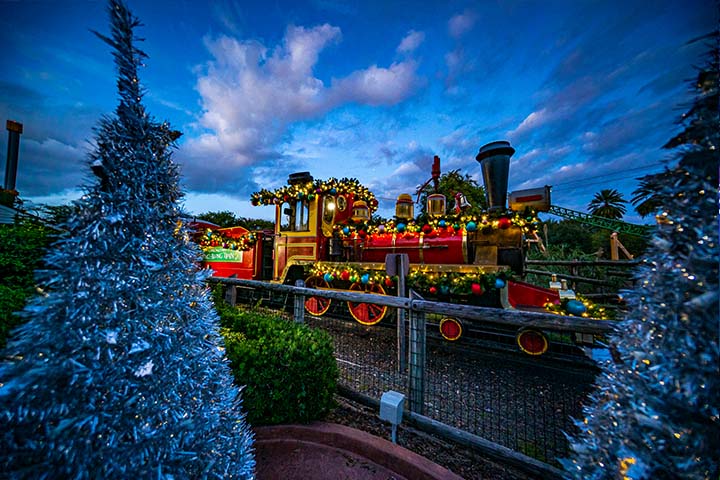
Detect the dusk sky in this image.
<box><xmin>1</xmin><ymin>0</ymin><xmax>716</xmax><ymax>223</ymax></box>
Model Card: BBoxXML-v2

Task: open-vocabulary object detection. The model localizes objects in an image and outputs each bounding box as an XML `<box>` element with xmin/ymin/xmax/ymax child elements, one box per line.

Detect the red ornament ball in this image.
<box><xmin>497</xmin><ymin>217</ymin><xmax>512</xmax><ymax>229</ymax></box>
<box><xmin>384</xmin><ymin>277</ymin><xmax>394</xmax><ymax>287</ymax></box>
<box><xmin>471</xmin><ymin>283</ymin><xmax>483</xmax><ymax>296</ymax></box>
<box><xmin>358</xmin><ymin>230</ymin><xmax>367</xmax><ymax>238</ymax></box>
<box><xmin>421</xmin><ymin>224</ymin><xmax>433</xmax><ymax>234</ymax></box>
<box><xmin>429</xmin><ymin>286</ymin><xmax>438</xmax><ymax>294</ymax></box>
<box><xmin>340</xmin><ymin>270</ymin><xmax>350</xmax><ymax>281</ymax></box>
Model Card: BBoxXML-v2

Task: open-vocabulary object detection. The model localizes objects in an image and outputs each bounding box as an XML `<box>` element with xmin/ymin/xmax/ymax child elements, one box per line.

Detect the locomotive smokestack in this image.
<box><xmin>476</xmin><ymin>140</ymin><xmax>515</xmax><ymax>213</ymax></box>
<box><xmin>4</xmin><ymin>120</ymin><xmax>23</xmax><ymax>192</ymax></box>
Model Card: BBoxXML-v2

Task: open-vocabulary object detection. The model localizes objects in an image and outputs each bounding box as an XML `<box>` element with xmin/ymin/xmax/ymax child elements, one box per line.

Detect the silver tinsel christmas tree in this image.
<box><xmin>0</xmin><ymin>1</ymin><xmax>254</xmax><ymax>477</ymax></box>
<box><xmin>563</xmin><ymin>31</ymin><xmax>719</xmax><ymax>479</ymax></box>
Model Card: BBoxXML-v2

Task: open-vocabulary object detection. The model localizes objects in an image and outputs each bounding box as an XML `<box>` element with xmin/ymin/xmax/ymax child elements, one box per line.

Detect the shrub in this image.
<box><xmin>0</xmin><ymin>285</ymin><xmax>28</xmax><ymax>347</ymax></box>
<box><xmin>218</xmin><ymin>304</ymin><xmax>338</xmax><ymax>426</ymax></box>
<box><xmin>0</xmin><ymin>220</ymin><xmax>53</xmax><ymax>348</ymax></box>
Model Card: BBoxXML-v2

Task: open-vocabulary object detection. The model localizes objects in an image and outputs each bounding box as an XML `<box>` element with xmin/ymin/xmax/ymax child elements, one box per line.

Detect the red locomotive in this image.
<box><xmin>196</xmin><ymin>140</ymin><xmax>569</xmax><ymax>353</ymax></box>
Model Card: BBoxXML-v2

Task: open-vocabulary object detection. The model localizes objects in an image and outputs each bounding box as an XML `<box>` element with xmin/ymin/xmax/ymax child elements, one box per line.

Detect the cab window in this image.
<box><xmin>281</xmin><ymin>199</ymin><xmax>310</xmax><ymax>232</ymax></box>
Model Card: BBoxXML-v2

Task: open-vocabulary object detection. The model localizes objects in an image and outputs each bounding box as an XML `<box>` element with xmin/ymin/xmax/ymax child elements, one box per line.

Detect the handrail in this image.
<box><xmin>207</xmin><ymin>276</ymin><xmax>614</xmax><ymax>335</ymax></box>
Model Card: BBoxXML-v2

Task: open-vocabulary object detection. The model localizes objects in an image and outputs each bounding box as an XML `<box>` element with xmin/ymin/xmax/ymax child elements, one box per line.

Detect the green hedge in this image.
<box><xmin>216</xmin><ymin>301</ymin><xmax>338</xmax><ymax>426</ymax></box>
<box><xmin>0</xmin><ymin>220</ymin><xmax>53</xmax><ymax>348</ymax></box>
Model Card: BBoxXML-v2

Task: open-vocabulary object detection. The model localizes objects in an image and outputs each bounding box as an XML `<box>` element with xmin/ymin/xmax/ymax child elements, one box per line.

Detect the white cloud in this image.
<box><xmin>397</xmin><ymin>30</ymin><xmax>425</xmax><ymax>54</ymax></box>
<box><xmin>448</xmin><ymin>10</ymin><xmax>477</xmax><ymax>39</ymax></box>
<box><xmin>331</xmin><ymin>61</ymin><xmax>420</xmax><ymax>106</ymax></box>
<box><xmin>507</xmin><ymin>108</ymin><xmax>551</xmax><ymax>142</ymax></box>
<box><xmin>15</xmin><ymin>138</ymin><xmax>88</xmax><ymax>196</ymax></box>
<box><xmin>392</xmin><ymin>162</ymin><xmax>423</xmax><ymax>177</ymax></box>
<box><xmin>183</xmin><ymin>23</ymin><xmax>422</xmax><ymax>193</ymax></box>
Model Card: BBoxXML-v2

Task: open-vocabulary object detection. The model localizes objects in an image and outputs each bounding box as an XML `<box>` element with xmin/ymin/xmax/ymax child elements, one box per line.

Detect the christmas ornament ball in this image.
<box><xmin>566</xmin><ymin>299</ymin><xmax>587</xmax><ymax>315</ymax></box>
<box><xmin>497</xmin><ymin>217</ymin><xmax>512</xmax><ymax>229</ymax></box>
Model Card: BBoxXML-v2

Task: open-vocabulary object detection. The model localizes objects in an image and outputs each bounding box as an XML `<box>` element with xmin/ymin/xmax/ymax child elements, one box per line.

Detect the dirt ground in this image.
<box><xmin>325</xmin><ymin>395</ymin><xmax>544</xmax><ymax>480</ymax></box>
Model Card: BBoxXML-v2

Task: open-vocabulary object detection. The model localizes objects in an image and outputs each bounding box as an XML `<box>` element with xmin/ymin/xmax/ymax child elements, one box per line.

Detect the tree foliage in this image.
<box><xmin>417</xmin><ymin>169</ymin><xmax>487</xmax><ymax>221</ymax></box>
<box><xmin>0</xmin><ymin>1</ymin><xmax>254</xmax><ymax>477</ymax></box>
<box><xmin>196</xmin><ymin>210</ymin><xmax>274</xmax><ymax>230</ymax></box>
<box><xmin>587</xmin><ymin>188</ymin><xmax>628</xmax><ymax>219</ymax></box>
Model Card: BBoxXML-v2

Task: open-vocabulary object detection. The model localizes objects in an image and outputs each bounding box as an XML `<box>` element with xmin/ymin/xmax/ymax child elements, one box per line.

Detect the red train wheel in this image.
<box><xmin>439</xmin><ymin>318</ymin><xmax>463</xmax><ymax>341</ymax></box>
<box><xmin>304</xmin><ymin>276</ymin><xmax>331</xmax><ymax>316</ymax></box>
<box><xmin>516</xmin><ymin>328</ymin><xmax>548</xmax><ymax>356</ymax></box>
<box><xmin>347</xmin><ymin>282</ymin><xmax>387</xmax><ymax>325</ymax></box>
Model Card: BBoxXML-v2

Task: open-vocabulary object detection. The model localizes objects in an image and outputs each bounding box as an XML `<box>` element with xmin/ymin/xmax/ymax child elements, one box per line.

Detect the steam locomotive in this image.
<box><xmin>196</xmin><ymin>140</ymin><xmax>565</xmax><ymax>353</ymax></box>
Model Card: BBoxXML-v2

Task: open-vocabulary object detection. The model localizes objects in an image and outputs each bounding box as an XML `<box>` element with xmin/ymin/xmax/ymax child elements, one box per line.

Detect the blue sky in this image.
<box><xmin>0</xmin><ymin>0</ymin><xmax>716</xmax><ymax>222</ymax></box>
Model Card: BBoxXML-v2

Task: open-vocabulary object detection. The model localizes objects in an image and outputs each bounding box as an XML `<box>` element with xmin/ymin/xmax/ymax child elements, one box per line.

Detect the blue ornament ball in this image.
<box><xmin>438</xmin><ymin>219</ymin><xmax>446</xmax><ymax>228</ymax></box>
<box><xmin>466</xmin><ymin>221</ymin><xmax>477</xmax><ymax>232</ymax></box>
<box><xmin>342</xmin><ymin>226</ymin><xmax>350</xmax><ymax>235</ymax></box>
<box><xmin>361</xmin><ymin>273</ymin><xmax>370</xmax><ymax>284</ymax></box>
<box><xmin>330</xmin><ymin>188</ymin><xmax>337</xmax><ymax>194</ymax></box>
<box><xmin>439</xmin><ymin>285</ymin><xmax>450</xmax><ymax>295</ymax></box>
<box><xmin>323</xmin><ymin>272</ymin><xmax>334</xmax><ymax>282</ymax></box>
<box><xmin>397</xmin><ymin>223</ymin><xmax>406</xmax><ymax>232</ymax></box>
<box><xmin>494</xmin><ymin>278</ymin><xmax>506</xmax><ymax>289</ymax></box>
<box><xmin>566</xmin><ymin>299</ymin><xmax>587</xmax><ymax>315</ymax></box>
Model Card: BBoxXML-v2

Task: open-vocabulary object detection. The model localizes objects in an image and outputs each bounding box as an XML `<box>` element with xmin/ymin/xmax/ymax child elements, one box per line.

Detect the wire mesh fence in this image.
<box><xmin>307</xmin><ymin>312</ymin><xmax>598</xmax><ymax>466</ymax></box>
<box><xmin>216</xmin><ymin>279</ymin><xmax>605</xmax><ymax>468</ymax></box>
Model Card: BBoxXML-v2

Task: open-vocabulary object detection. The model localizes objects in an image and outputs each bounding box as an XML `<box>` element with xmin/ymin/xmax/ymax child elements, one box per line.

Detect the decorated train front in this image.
<box><xmin>234</xmin><ymin>141</ymin><xmax>558</xmax><ymax>327</ymax></box>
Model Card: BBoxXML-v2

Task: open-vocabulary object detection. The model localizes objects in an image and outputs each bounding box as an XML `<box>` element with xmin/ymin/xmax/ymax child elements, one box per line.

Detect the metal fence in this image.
<box><xmin>211</xmin><ymin>277</ymin><xmax>611</xmax><ymax>474</ymax></box>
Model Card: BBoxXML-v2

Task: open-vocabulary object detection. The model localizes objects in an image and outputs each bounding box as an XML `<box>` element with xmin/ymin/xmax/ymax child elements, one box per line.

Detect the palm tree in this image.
<box><xmin>587</xmin><ymin>188</ymin><xmax>628</xmax><ymax>219</ymax></box>
<box><xmin>631</xmin><ymin>170</ymin><xmax>673</xmax><ymax>217</ymax></box>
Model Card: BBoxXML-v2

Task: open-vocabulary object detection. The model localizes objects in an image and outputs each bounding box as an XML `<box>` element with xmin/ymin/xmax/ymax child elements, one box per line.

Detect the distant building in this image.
<box><xmin>0</xmin><ymin>204</ymin><xmax>18</xmax><ymax>225</ymax></box>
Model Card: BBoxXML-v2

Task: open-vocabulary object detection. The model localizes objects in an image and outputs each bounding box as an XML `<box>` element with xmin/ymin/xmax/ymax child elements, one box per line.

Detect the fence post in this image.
<box><xmin>395</xmin><ymin>255</ymin><xmax>409</xmax><ymax>374</ymax></box>
<box><xmin>407</xmin><ymin>294</ymin><xmax>425</xmax><ymax>415</ymax></box>
<box><xmin>224</xmin><ymin>284</ymin><xmax>237</xmax><ymax>306</ymax></box>
<box><xmin>293</xmin><ymin>279</ymin><xmax>305</xmax><ymax>324</ymax></box>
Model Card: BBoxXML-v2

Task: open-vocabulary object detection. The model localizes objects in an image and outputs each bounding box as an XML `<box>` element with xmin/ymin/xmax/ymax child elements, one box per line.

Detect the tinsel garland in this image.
<box><xmin>543</xmin><ymin>294</ymin><xmax>612</xmax><ymax>320</ymax></box>
<box><xmin>307</xmin><ymin>262</ymin><xmax>509</xmax><ymax>297</ymax></box>
<box><xmin>250</xmin><ymin>177</ymin><xmax>378</xmax><ymax>211</ymax></box>
<box><xmin>0</xmin><ymin>1</ymin><xmax>254</xmax><ymax>478</ymax></box>
<box><xmin>198</xmin><ymin>228</ymin><xmax>258</xmax><ymax>251</ymax></box>
<box><xmin>563</xmin><ymin>33</ymin><xmax>719</xmax><ymax>479</ymax></box>
<box><xmin>333</xmin><ymin>210</ymin><xmax>538</xmax><ymax>239</ymax></box>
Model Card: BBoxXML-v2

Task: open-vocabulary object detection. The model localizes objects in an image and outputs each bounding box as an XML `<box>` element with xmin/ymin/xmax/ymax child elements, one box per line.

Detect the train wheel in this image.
<box><xmin>439</xmin><ymin>317</ymin><xmax>463</xmax><ymax>341</ymax></box>
<box><xmin>347</xmin><ymin>282</ymin><xmax>387</xmax><ymax>325</ymax></box>
<box><xmin>304</xmin><ymin>276</ymin><xmax>332</xmax><ymax>316</ymax></box>
<box><xmin>516</xmin><ymin>328</ymin><xmax>548</xmax><ymax>355</ymax></box>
